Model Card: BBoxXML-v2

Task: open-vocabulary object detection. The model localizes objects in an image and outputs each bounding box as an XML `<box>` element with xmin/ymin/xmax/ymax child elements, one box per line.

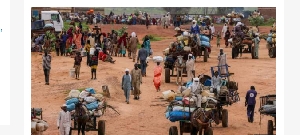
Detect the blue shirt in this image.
<box><xmin>137</xmin><ymin>48</ymin><xmax>149</xmax><ymax>61</ymax></box>
<box><xmin>246</xmin><ymin>89</ymin><xmax>257</xmax><ymax>105</ymax></box>
<box><xmin>190</xmin><ymin>25</ymin><xmax>200</xmax><ymax>35</ymax></box>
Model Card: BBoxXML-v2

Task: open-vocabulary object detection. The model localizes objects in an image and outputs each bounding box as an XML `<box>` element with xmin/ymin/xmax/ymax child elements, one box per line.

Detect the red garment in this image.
<box><xmin>153</xmin><ymin>65</ymin><xmax>163</xmax><ymax>90</ymax></box>
<box><xmin>102</xmin><ymin>54</ymin><xmax>107</xmax><ymax>62</ymax></box>
<box><xmin>102</xmin><ymin>33</ymin><xmax>107</xmax><ymax>37</ymax></box>
<box><xmin>99</xmin><ymin>51</ymin><xmax>104</xmax><ymax>60</ymax></box>
<box><xmin>117</xmin><ymin>34</ymin><xmax>127</xmax><ymax>47</ymax></box>
<box><xmin>67</xmin><ymin>28</ymin><xmax>73</xmax><ymax>43</ymax></box>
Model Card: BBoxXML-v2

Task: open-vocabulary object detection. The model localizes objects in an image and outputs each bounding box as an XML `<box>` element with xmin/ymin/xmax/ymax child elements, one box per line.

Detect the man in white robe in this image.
<box><xmin>217</xmin><ymin>48</ymin><xmax>227</xmax><ymax>75</ymax></box>
<box><xmin>211</xmin><ymin>71</ymin><xmax>222</xmax><ymax>95</ymax></box>
<box><xmin>189</xmin><ymin>78</ymin><xmax>201</xmax><ymax>94</ymax></box>
<box><xmin>57</xmin><ymin>104</ymin><xmax>72</xmax><ymax>135</ymax></box>
<box><xmin>186</xmin><ymin>54</ymin><xmax>195</xmax><ymax>82</ymax></box>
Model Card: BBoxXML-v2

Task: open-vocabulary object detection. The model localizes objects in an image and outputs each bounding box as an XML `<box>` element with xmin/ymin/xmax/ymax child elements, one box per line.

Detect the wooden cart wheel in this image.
<box><xmin>269</xmin><ymin>46</ymin><xmax>276</xmax><ymax>58</ymax></box>
<box><xmin>204</xmin><ymin>127</ymin><xmax>213</xmax><ymax>135</ymax></box>
<box><xmin>98</xmin><ymin>120</ymin><xmax>105</xmax><ymax>135</ymax></box>
<box><xmin>222</xmin><ymin>109</ymin><xmax>228</xmax><ymax>127</ymax></box>
<box><xmin>204</xmin><ymin>48</ymin><xmax>208</xmax><ymax>62</ymax></box>
<box><xmin>165</xmin><ymin>68</ymin><xmax>171</xmax><ymax>83</ymax></box>
<box><xmin>231</xmin><ymin>47</ymin><xmax>236</xmax><ymax>59</ymax></box>
<box><xmin>169</xmin><ymin>126</ymin><xmax>178</xmax><ymax>135</ymax></box>
<box><xmin>268</xmin><ymin>120</ymin><xmax>274</xmax><ymax>135</ymax></box>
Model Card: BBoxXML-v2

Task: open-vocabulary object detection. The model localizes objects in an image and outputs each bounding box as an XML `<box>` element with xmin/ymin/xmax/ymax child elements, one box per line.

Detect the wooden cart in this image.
<box><xmin>259</xmin><ymin>94</ymin><xmax>276</xmax><ymax>135</ymax></box>
<box><xmin>69</xmin><ymin>114</ymin><xmax>105</xmax><ymax>135</ymax></box>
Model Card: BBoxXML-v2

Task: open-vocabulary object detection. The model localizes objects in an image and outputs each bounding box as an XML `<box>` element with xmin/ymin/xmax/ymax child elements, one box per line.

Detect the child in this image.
<box><xmin>216</xmin><ymin>31</ymin><xmax>221</xmax><ymax>48</ymax></box>
<box><xmin>89</xmin><ymin>52</ymin><xmax>98</xmax><ymax>80</ymax></box>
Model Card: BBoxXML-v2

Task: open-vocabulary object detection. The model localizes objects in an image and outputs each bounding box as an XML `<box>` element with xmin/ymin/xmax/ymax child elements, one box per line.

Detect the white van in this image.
<box><xmin>41</xmin><ymin>11</ymin><xmax>64</xmax><ymax>32</ymax></box>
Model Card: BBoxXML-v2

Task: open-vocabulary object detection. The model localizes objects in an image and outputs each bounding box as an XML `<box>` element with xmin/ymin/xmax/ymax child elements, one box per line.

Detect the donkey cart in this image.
<box><xmin>69</xmin><ymin>114</ymin><xmax>105</xmax><ymax>135</ymax></box>
<box><xmin>164</xmin><ymin>51</ymin><xmax>190</xmax><ymax>84</ymax></box>
<box><xmin>259</xmin><ymin>94</ymin><xmax>276</xmax><ymax>135</ymax></box>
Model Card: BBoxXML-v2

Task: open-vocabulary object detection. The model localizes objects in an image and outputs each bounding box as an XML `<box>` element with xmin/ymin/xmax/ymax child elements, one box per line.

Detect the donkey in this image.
<box><xmin>175</xmin><ymin>55</ymin><xmax>186</xmax><ymax>85</ymax></box>
<box><xmin>191</xmin><ymin>108</ymin><xmax>219</xmax><ymax>135</ymax></box>
<box><xmin>74</xmin><ymin>102</ymin><xmax>89</xmax><ymax>135</ymax></box>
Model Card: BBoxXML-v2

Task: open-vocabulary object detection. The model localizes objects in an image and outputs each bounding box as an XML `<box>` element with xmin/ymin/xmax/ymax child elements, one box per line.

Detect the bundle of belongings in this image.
<box><xmin>31</xmin><ymin>119</ymin><xmax>49</xmax><ymax>135</ymax></box>
<box><xmin>153</xmin><ymin>56</ymin><xmax>164</xmax><ymax>63</ymax></box>
<box><xmin>259</xmin><ymin>104</ymin><xmax>276</xmax><ymax>114</ymax></box>
<box><xmin>164</xmin><ymin>78</ymin><xmax>222</xmax><ymax>122</ymax></box>
<box><xmin>64</xmin><ymin>88</ymin><xmax>105</xmax><ymax>117</ymax></box>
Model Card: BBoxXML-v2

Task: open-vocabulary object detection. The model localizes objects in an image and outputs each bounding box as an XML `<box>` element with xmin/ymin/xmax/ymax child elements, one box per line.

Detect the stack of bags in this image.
<box><xmin>31</xmin><ymin>119</ymin><xmax>49</xmax><ymax>135</ymax></box>
<box><xmin>164</xmin><ymin>85</ymin><xmax>218</xmax><ymax>122</ymax></box>
<box><xmin>152</xmin><ymin>56</ymin><xmax>163</xmax><ymax>63</ymax></box>
<box><xmin>64</xmin><ymin>88</ymin><xmax>105</xmax><ymax>117</ymax></box>
<box><xmin>199</xmin><ymin>34</ymin><xmax>210</xmax><ymax>47</ymax></box>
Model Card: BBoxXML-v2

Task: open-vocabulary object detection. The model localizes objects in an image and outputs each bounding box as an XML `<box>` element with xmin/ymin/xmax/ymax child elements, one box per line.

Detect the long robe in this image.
<box><xmin>218</xmin><ymin>54</ymin><xmax>227</xmax><ymax>75</ymax></box>
<box><xmin>130</xmin><ymin>69</ymin><xmax>142</xmax><ymax>96</ymax></box>
<box><xmin>185</xmin><ymin>59</ymin><xmax>195</xmax><ymax>82</ymax></box>
<box><xmin>122</xmin><ymin>74</ymin><xmax>132</xmax><ymax>102</ymax></box>
<box><xmin>143</xmin><ymin>39</ymin><xmax>151</xmax><ymax>55</ymax></box>
<box><xmin>57</xmin><ymin>110</ymin><xmax>71</xmax><ymax>135</ymax></box>
<box><xmin>153</xmin><ymin>65</ymin><xmax>163</xmax><ymax>90</ymax></box>
<box><xmin>74</xmin><ymin>33</ymin><xmax>82</xmax><ymax>50</ymax></box>
<box><xmin>222</xmin><ymin>25</ymin><xmax>228</xmax><ymax>38</ymax></box>
<box><xmin>129</xmin><ymin>37</ymin><xmax>139</xmax><ymax>60</ymax></box>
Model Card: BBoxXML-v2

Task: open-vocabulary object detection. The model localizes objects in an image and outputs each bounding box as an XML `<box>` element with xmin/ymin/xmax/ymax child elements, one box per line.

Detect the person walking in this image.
<box><xmin>153</xmin><ymin>62</ymin><xmax>163</xmax><ymax>92</ymax></box>
<box><xmin>122</xmin><ymin>68</ymin><xmax>132</xmax><ymax>104</ymax></box>
<box><xmin>186</xmin><ymin>54</ymin><xmax>195</xmax><ymax>82</ymax></box>
<box><xmin>84</xmin><ymin>40</ymin><xmax>92</xmax><ymax>66</ymax></box>
<box><xmin>137</xmin><ymin>44</ymin><xmax>149</xmax><ymax>77</ymax></box>
<box><xmin>129</xmin><ymin>32</ymin><xmax>139</xmax><ymax>62</ymax></box>
<box><xmin>57</xmin><ymin>104</ymin><xmax>71</xmax><ymax>135</ymax></box>
<box><xmin>130</xmin><ymin>63</ymin><xmax>142</xmax><ymax>100</ymax></box>
<box><xmin>55</xmin><ymin>38</ymin><xmax>61</xmax><ymax>56</ymax></box>
<box><xmin>89</xmin><ymin>52</ymin><xmax>98</xmax><ymax>80</ymax></box>
<box><xmin>217</xmin><ymin>48</ymin><xmax>227</xmax><ymax>75</ymax></box>
<box><xmin>245</xmin><ymin>86</ymin><xmax>257</xmax><ymax>123</ymax></box>
<box><xmin>253</xmin><ymin>33</ymin><xmax>260</xmax><ymax>59</ymax></box>
<box><xmin>42</xmin><ymin>50</ymin><xmax>51</xmax><ymax>85</ymax></box>
<box><xmin>73</xmin><ymin>52</ymin><xmax>82</xmax><ymax>80</ymax></box>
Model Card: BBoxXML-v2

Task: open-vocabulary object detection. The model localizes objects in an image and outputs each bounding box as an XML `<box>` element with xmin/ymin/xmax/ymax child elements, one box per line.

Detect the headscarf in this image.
<box><xmin>192</xmin><ymin>20</ymin><xmax>197</xmax><ymax>28</ymax></box>
<box><xmin>124</xmin><ymin>68</ymin><xmax>131</xmax><ymax>82</ymax></box>
<box><xmin>131</xmin><ymin>32</ymin><xmax>136</xmax><ymax>37</ymax></box>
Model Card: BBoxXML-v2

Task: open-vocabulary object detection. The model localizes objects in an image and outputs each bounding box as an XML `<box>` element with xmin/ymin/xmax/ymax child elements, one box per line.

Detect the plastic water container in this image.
<box><xmin>162</xmin><ymin>90</ymin><xmax>174</xmax><ymax>100</ymax></box>
<box><xmin>90</xmin><ymin>48</ymin><xmax>95</xmax><ymax>55</ymax></box>
<box><xmin>70</xmin><ymin>68</ymin><xmax>75</xmax><ymax>78</ymax></box>
<box><xmin>81</xmin><ymin>50</ymin><xmax>87</xmax><ymax>57</ymax></box>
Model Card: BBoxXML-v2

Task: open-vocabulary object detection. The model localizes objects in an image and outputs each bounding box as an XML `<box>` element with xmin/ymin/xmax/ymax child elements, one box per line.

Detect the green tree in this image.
<box><xmin>162</xmin><ymin>7</ymin><xmax>191</xmax><ymax>14</ymax></box>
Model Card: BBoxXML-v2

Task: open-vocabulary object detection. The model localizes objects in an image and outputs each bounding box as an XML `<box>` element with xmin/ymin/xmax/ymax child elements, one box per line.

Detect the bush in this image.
<box><xmin>249</xmin><ymin>17</ymin><xmax>275</xmax><ymax>26</ymax></box>
<box><xmin>142</xmin><ymin>35</ymin><xmax>162</xmax><ymax>41</ymax></box>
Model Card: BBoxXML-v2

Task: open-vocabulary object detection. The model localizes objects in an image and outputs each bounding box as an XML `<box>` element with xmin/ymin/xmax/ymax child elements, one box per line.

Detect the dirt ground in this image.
<box><xmin>31</xmin><ymin>24</ymin><xmax>276</xmax><ymax>135</ymax></box>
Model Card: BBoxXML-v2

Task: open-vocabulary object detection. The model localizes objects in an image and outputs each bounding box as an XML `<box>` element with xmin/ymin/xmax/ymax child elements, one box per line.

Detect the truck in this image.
<box><xmin>40</xmin><ymin>11</ymin><xmax>64</xmax><ymax>33</ymax></box>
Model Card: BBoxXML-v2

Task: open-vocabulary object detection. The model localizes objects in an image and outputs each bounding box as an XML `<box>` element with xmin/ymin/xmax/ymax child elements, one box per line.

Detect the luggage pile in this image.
<box><xmin>163</xmin><ymin>85</ymin><xmax>221</xmax><ymax>122</ymax></box>
<box><xmin>64</xmin><ymin>88</ymin><xmax>106</xmax><ymax>117</ymax></box>
<box><xmin>31</xmin><ymin>119</ymin><xmax>49</xmax><ymax>135</ymax></box>
<box><xmin>259</xmin><ymin>105</ymin><xmax>276</xmax><ymax>114</ymax></box>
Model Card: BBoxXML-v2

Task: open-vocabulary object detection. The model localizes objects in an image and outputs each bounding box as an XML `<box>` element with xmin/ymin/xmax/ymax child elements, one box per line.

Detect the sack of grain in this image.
<box><xmin>153</xmin><ymin>56</ymin><xmax>164</xmax><ymax>63</ymax></box>
<box><xmin>79</xmin><ymin>91</ymin><xmax>90</xmax><ymax>98</ymax></box>
<box><xmin>183</xmin><ymin>31</ymin><xmax>189</xmax><ymax>37</ymax></box>
<box><xmin>182</xmin><ymin>89</ymin><xmax>191</xmax><ymax>97</ymax></box>
<box><xmin>177</xmin><ymin>35</ymin><xmax>184</xmax><ymax>41</ymax></box>
<box><xmin>92</xmin><ymin>93</ymin><xmax>103</xmax><ymax>101</ymax></box>
<box><xmin>201</xmin><ymin>90</ymin><xmax>210</xmax><ymax>97</ymax></box>
<box><xmin>183</xmin><ymin>46</ymin><xmax>191</xmax><ymax>52</ymax></box>
<box><xmin>66</xmin><ymin>90</ymin><xmax>80</xmax><ymax>99</ymax></box>
<box><xmin>272</xmin><ymin>38</ymin><xmax>276</xmax><ymax>43</ymax></box>
<box><xmin>37</xmin><ymin>120</ymin><xmax>49</xmax><ymax>131</ymax></box>
<box><xmin>84</xmin><ymin>96</ymin><xmax>97</xmax><ymax>104</ymax></box>
<box><xmin>220</xmin><ymin>86</ymin><xmax>228</xmax><ymax>94</ymax></box>
<box><xmin>31</xmin><ymin>121</ymin><xmax>37</xmax><ymax>133</ymax></box>
<box><xmin>163</xmin><ymin>48</ymin><xmax>170</xmax><ymax>55</ymax></box>
<box><xmin>36</xmin><ymin>123</ymin><xmax>45</xmax><ymax>132</ymax></box>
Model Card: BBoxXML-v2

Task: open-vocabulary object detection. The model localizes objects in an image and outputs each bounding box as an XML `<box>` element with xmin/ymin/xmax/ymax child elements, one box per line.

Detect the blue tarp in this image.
<box><xmin>85</xmin><ymin>101</ymin><xmax>98</xmax><ymax>110</ymax></box>
<box><xmin>67</xmin><ymin>103</ymin><xmax>75</xmax><ymax>112</ymax></box>
<box><xmin>168</xmin><ymin>111</ymin><xmax>191</xmax><ymax>122</ymax></box>
<box><xmin>201</xmin><ymin>41</ymin><xmax>210</xmax><ymax>47</ymax></box>
<box><xmin>85</xmin><ymin>88</ymin><xmax>96</xmax><ymax>94</ymax></box>
<box><xmin>66</xmin><ymin>98</ymin><xmax>79</xmax><ymax>105</ymax></box>
<box><xmin>204</xmin><ymin>79</ymin><xmax>211</xmax><ymax>86</ymax></box>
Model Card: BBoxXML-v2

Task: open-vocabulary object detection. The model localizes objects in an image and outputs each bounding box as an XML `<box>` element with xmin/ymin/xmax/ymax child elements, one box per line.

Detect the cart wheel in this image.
<box><xmin>169</xmin><ymin>126</ymin><xmax>178</xmax><ymax>135</ymax></box>
<box><xmin>98</xmin><ymin>120</ymin><xmax>105</xmax><ymax>135</ymax></box>
<box><xmin>222</xmin><ymin>109</ymin><xmax>228</xmax><ymax>127</ymax></box>
<box><xmin>231</xmin><ymin>47</ymin><xmax>236</xmax><ymax>59</ymax></box>
<box><xmin>204</xmin><ymin>48</ymin><xmax>208</xmax><ymax>62</ymax></box>
<box><xmin>269</xmin><ymin>46</ymin><xmax>276</xmax><ymax>58</ymax></box>
<box><xmin>268</xmin><ymin>120</ymin><xmax>274</xmax><ymax>135</ymax></box>
<box><xmin>165</xmin><ymin>68</ymin><xmax>171</xmax><ymax>83</ymax></box>
<box><xmin>204</xmin><ymin>127</ymin><xmax>213</xmax><ymax>135</ymax></box>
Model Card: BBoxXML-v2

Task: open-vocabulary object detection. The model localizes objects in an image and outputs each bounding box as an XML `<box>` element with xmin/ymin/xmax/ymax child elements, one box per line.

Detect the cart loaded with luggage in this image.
<box><xmin>31</xmin><ymin>108</ymin><xmax>49</xmax><ymax>135</ymax></box>
<box><xmin>163</xmin><ymin>65</ymin><xmax>239</xmax><ymax>135</ymax></box>
<box><xmin>259</xmin><ymin>94</ymin><xmax>276</xmax><ymax>135</ymax></box>
<box><xmin>64</xmin><ymin>87</ymin><xmax>119</xmax><ymax>135</ymax></box>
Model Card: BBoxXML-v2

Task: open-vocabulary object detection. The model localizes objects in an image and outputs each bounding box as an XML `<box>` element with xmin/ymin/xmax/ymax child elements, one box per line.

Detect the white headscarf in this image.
<box><xmin>124</xmin><ymin>68</ymin><xmax>131</xmax><ymax>82</ymax></box>
<box><xmin>192</xmin><ymin>20</ymin><xmax>197</xmax><ymax>28</ymax></box>
<box><xmin>131</xmin><ymin>32</ymin><xmax>136</xmax><ymax>37</ymax></box>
